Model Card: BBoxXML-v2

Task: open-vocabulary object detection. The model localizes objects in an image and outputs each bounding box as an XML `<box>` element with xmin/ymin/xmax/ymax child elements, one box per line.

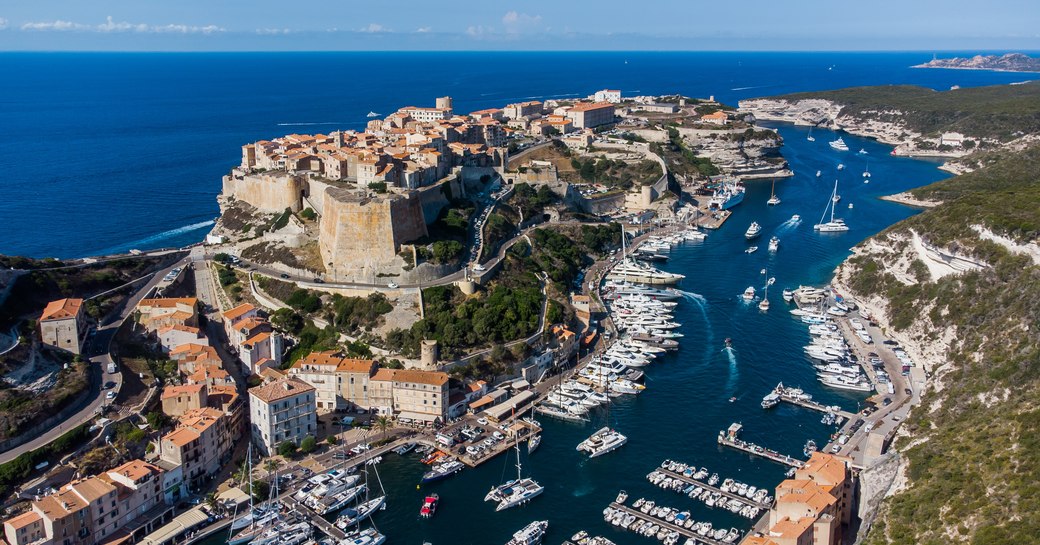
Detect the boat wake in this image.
<box><xmin>776</xmin><ymin>217</ymin><xmax>801</xmax><ymax>235</ymax></box>
<box><xmin>724</xmin><ymin>346</ymin><xmax>739</xmax><ymax>392</ymax></box>
<box><xmin>680</xmin><ymin>291</ymin><xmax>713</xmax><ymax>360</ymax></box>
<box><xmin>98</xmin><ymin>220</ymin><xmax>215</xmax><ymax>255</ymax></box>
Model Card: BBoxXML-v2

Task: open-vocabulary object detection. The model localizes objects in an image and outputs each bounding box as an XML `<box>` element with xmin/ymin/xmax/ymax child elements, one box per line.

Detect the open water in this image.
<box><xmin>0</xmin><ymin>51</ymin><xmax>1021</xmax><ymax>544</ymax></box>
<box><xmin>0</xmin><ymin>51</ymin><xmax>1028</xmax><ymax>258</ymax></box>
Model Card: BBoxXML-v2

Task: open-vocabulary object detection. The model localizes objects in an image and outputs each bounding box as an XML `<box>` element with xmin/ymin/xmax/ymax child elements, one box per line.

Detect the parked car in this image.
<box><xmin>387</xmin><ymin>282</ymin><xmax>399</xmax><ymax>289</ymax></box>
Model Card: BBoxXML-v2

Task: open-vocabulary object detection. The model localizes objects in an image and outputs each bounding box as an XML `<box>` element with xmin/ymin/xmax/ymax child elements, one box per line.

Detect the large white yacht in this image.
<box><xmin>505</xmin><ymin>521</ymin><xmax>549</xmax><ymax>545</ymax></box>
<box><xmin>577</xmin><ymin>426</ymin><xmax>628</xmax><ymax>458</ymax></box>
<box><xmin>829</xmin><ymin>137</ymin><xmax>849</xmax><ymax>151</ymax></box>
<box><xmin>607</xmin><ymin>260</ymin><xmax>685</xmax><ymax>285</ymax></box>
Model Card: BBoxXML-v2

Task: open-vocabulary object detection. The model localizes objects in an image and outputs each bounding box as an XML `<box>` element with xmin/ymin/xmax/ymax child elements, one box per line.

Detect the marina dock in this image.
<box><xmin>776</xmin><ymin>391</ymin><xmax>856</xmax><ymax>420</ymax></box>
<box><xmin>281</xmin><ymin>495</ymin><xmax>348</xmax><ymax>541</ymax></box>
<box><xmin>656</xmin><ymin>468</ymin><xmax>773</xmax><ymax>510</ymax></box>
<box><xmin>695</xmin><ymin>208</ymin><xmax>731</xmax><ymax>230</ymax></box>
<box><xmin>717</xmin><ymin>424</ymin><xmax>805</xmax><ymax>469</ymax></box>
<box><xmin>607</xmin><ymin>502</ymin><xmax>731</xmax><ymax>545</ymax></box>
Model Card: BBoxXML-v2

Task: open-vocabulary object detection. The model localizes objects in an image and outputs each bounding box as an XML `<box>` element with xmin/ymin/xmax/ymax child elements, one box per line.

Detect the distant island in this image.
<box><xmin>913</xmin><ymin>52</ymin><xmax>1040</xmax><ymax>73</ymax></box>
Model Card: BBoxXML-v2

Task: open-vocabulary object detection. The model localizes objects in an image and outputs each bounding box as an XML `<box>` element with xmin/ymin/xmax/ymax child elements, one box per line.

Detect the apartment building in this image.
<box><xmin>158</xmin><ymin>408</ymin><xmax>229</xmax><ymax>489</ymax></box>
<box><xmin>594</xmin><ymin>89</ymin><xmax>622</xmax><ymax>103</ymax></box>
<box><xmin>248</xmin><ymin>377</ymin><xmax>317</xmax><ymax>456</ymax></box>
<box><xmin>745</xmin><ymin>452</ymin><xmax>852</xmax><ymax>545</ymax></box>
<box><xmin>39</xmin><ymin>298</ymin><xmax>86</xmax><ymax>355</ymax></box>
<box><xmin>137</xmin><ymin>298</ymin><xmax>198</xmax><ymax>331</ymax></box>
<box><xmin>160</xmin><ymin>384</ymin><xmax>208</xmax><ymax>417</ymax></box>
<box><xmin>369</xmin><ymin>368</ymin><xmax>450</xmax><ymax>423</ymax></box>
<box><xmin>566</xmin><ymin>102</ymin><xmax>616</xmax><ymax>129</ymax></box>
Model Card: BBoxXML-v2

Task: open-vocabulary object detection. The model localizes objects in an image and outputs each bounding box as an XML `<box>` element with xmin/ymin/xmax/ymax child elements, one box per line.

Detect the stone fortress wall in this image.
<box><xmin>222</xmin><ymin>171</ymin><xmax>306</xmax><ymax>213</ymax></box>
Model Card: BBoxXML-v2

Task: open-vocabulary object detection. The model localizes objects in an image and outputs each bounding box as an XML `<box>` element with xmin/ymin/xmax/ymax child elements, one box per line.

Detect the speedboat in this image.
<box><xmin>829</xmin><ymin>137</ymin><xmax>849</xmax><ymax>151</ymax></box>
<box><xmin>742</xmin><ymin>286</ymin><xmax>756</xmax><ymax>301</ymax></box>
<box><xmin>745</xmin><ymin>222</ymin><xmax>762</xmax><ymax>240</ymax></box>
<box><xmin>791</xmin><ymin>214</ymin><xmax>801</xmax><ymax>222</ymax></box>
<box><xmin>816</xmin><ymin>170</ymin><xmax>822</xmax><ymax>177</ymax></box>
<box><xmin>782</xmin><ymin>288</ymin><xmax>794</xmax><ymax>302</ymax></box>
<box><xmin>366</xmin><ymin>111</ymin><xmax>379</xmax><ymax>117</ymax></box>
<box><xmin>342</xmin><ymin>528</ymin><xmax>386</xmax><ymax>545</ymax></box>
<box><xmin>768</xmin><ymin>236</ymin><xmax>779</xmax><ymax>253</ymax></box>
<box><xmin>421</xmin><ymin>459</ymin><xmax>464</xmax><ymax>483</ymax></box>
<box><xmin>419</xmin><ymin>494</ymin><xmax>439</xmax><ymax>518</ymax></box>
<box><xmin>744</xmin><ymin>246</ymin><xmax>758</xmax><ymax>254</ymax></box>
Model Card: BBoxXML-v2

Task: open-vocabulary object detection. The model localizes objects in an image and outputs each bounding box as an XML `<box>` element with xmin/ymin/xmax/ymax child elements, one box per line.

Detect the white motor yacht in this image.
<box><xmin>577</xmin><ymin>426</ymin><xmax>628</xmax><ymax>458</ymax></box>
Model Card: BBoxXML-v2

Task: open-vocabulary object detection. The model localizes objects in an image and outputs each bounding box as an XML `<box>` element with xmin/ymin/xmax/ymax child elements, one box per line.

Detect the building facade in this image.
<box><xmin>39</xmin><ymin>298</ymin><xmax>86</xmax><ymax>355</ymax></box>
<box><xmin>248</xmin><ymin>377</ymin><xmax>317</xmax><ymax>456</ymax></box>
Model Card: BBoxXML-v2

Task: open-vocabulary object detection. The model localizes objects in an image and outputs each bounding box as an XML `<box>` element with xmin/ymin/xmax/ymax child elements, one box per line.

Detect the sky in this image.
<box><xmin>0</xmin><ymin>0</ymin><xmax>1038</xmax><ymax>51</ymax></box>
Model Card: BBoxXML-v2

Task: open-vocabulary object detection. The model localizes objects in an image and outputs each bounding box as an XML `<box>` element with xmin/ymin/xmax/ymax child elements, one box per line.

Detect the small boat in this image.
<box><xmin>760</xmin><ymin>268</ymin><xmax>767</xmax><ymax>275</ymax></box>
<box><xmin>758</xmin><ymin>299</ymin><xmax>770</xmax><ymax>311</ymax></box>
<box><xmin>745</xmin><ymin>222</ymin><xmax>762</xmax><ymax>240</ymax></box>
<box><xmin>816</xmin><ymin>170</ymin><xmax>822</xmax><ymax>177</ymax></box>
<box><xmin>837</xmin><ymin>163</ymin><xmax>846</xmax><ymax>170</ymax></box>
<box><xmin>367</xmin><ymin>111</ymin><xmax>379</xmax><ymax>117</ymax></box>
<box><xmin>527</xmin><ymin>434</ymin><xmax>541</xmax><ymax>454</ymax></box>
<box><xmin>729</xmin><ymin>396</ymin><xmax>737</xmax><ymax>402</ymax></box>
<box><xmin>761</xmin><ymin>391</ymin><xmax>780</xmax><ymax>409</ymax></box>
<box><xmin>745</xmin><ymin>246</ymin><xmax>758</xmax><ymax>254</ymax></box>
<box><xmin>791</xmin><ymin>214</ymin><xmax>801</xmax><ymax>222</ymax></box>
<box><xmin>742</xmin><ymin>287</ymin><xmax>756</xmax><ymax>301</ymax></box>
<box><xmin>829</xmin><ymin>137</ymin><xmax>849</xmax><ymax>151</ymax></box>
<box><xmin>807</xmin><ymin>126</ymin><xmax>815</xmax><ymax>142</ymax></box>
<box><xmin>858</xmin><ymin>148</ymin><xmax>868</xmax><ymax>154</ymax></box>
<box><xmin>419</xmin><ymin>494</ymin><xmax>439</xmax><ymax>518</ymax></box>
<box><xmin>863</xmin><ymin>165</ymin><xmax>871</xmax><ymax>182</ymax></box>
<box><xmin>617</xmin><ymin>490</ymin><xmax>628</xmax><ymax>503</ymax></box>
<box><xmin>724</xmin><ymin>338</ymin><xmax>732</xmax><ymax>348</ymax></box>
<box><xmin>768</xmin><ymin>236</ymin><xmax>779</xmax><ymax>253</ymax></box>
<box><xmin>803</xmin><ymin>440</ymin><xmax>818</xmax><ymax>457</ymax></box>
<box><xmin>394</xmin><ymin>442</ymin><xmax>417</xmax><ymax>456</ymax></box>
<box><xmin>782</xmin><ymin>288</ymin><xmax>794</xmax><ymax>302</ymax></box>
<box><xmin>848</xmin><ymin>203</ymin><xmax>854</xmax><ymax>209</ymax></box>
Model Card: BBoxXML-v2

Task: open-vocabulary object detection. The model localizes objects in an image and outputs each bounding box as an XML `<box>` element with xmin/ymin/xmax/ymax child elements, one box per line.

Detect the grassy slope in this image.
<box><xmin>773</xmin><ymin>82</ymin><xmax>1040</xmax><ymax>140</ymax></box>
<box><xmin>843</xmin><ymin>144</ymin><xmax>1040</xmax><ymax>545</ymax></box>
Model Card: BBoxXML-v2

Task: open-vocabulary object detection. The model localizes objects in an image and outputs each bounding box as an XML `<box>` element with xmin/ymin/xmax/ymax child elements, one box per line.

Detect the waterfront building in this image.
<box><xmin>38</xmin><ymin>298</ymin><xmax>86</xmax><ymax>355</ymax></box>
<box><xmin>746</xmin><ymin>452</ymin><xmax>853</xmax><ymax>545</ymax></box>
<box><xmin>594</xmin><ymin>89</ymin><xmax>622</xmax><ymax>103</ymax></box>
<box><xmin>248</xmin><ymin>377</ymin><xmax>317</xmax><ymax>456</ymax></box>
<box><xmin>369</xmin><ymin>368</ymin><xmax>450</xmax><ymax>424</ymax></box>
<box><xmin>566</xmin><ymin>102</ymin><xmax>617</xmax><ymax>129</ymax></box>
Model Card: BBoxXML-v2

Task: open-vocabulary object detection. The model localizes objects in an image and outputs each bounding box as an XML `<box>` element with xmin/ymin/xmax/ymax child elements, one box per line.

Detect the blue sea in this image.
<box><xmin>0</xmin><ymin>52</ymin><xmax>1025</xmax><ymax>544</ymax></box>
<box><xmin>0</xmin><ymin>51</ymin><xmax>1029</xmax><ymax>259</ymax></box>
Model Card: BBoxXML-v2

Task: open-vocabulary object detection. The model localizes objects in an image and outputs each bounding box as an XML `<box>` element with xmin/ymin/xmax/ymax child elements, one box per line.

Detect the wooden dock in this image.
<box><xmin>656</xmin><ymin>468</ymin><xmax>772</xmax><ymax>510</ymax></box>
<box><xmin>607</xmin><ymin>502</ymin><xmax>732</xmax><ymax>545</ymax></box>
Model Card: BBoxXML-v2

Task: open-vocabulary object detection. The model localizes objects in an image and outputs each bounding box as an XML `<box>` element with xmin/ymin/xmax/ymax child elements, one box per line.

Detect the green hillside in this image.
<box><xmin>844</xmin><ymin>144</ymin><xmax>1040</xmax><ymax>545</ymax></box>
<box><xmin>774</xmin><ymin>82</ymin><xmax>1040</xmax><ymax>141</ymax></box>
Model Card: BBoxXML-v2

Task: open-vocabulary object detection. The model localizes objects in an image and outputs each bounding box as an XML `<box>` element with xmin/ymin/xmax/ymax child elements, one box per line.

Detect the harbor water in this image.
<box><xmin>199</xmin><ymin>124</ymin><xmax>948</xmax><ymax>544</ymax></box>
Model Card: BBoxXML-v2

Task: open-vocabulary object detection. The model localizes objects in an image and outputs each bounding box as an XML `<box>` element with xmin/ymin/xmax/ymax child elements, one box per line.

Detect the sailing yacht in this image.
<box><xmin>813</xmin><ymin>179</ymin><xmax>850</xmax><ymax>232</ymax></box>
<box><xmin>485</xmin><ymin>427</ymin><xmax>544</xmax><ymax>511</ymax></box>
<box><xmin>829</xmin><ymin>137</ymin><xmax>849</xmax><ymax>151</ymax></box>
<box><xmin>863</xmin><ymin>164</ymin><xmax>871</xmax><ymax>182</ymax></box>
<box><xmin>807</xmin><ymin>126</ymin><xmax>815</xmax><ymax>142</ymax></box>
<box><xmin>766</xmin><ymin>179</ymin><xmax>781</xmax><ymax>205</ymax></box>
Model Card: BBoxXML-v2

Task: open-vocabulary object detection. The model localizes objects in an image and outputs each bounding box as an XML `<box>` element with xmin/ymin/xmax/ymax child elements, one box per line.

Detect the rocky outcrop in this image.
<box><xmin>675</xmin><ymin>126</ymin><xmax>791</xmax><ymax>180</ymax></box>
<box><xmin>913</xmin><ymin>53</ymin><xmax>1040</xmax><ymax>73</ymax></box>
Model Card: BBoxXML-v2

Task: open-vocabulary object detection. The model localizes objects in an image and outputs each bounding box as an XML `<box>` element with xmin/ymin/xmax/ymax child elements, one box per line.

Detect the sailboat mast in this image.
<box><xmin>830</xmin><ymin>179</ymin><xmax>839</xmax><ymax>223</ymax></box>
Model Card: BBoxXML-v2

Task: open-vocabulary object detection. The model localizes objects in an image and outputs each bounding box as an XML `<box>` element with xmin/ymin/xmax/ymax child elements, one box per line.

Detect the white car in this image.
<box><xmin>472</xmin><ymin>264</ymin><xmax>486</xmax><ymax>272</ymax></box>
<box><xmin>387</xmin><ymin>282</ymin><xmax>399</xmax><ymax>289</ymax></box>
<box><xmin>477</xmin><ymin>417</ymin><xmax>488</xmax><ymax>425</ymax></box>
<box><xmin>106</xmin><ymin>391</ymin><xmax>116</xmax><ymax>400</ymax></box>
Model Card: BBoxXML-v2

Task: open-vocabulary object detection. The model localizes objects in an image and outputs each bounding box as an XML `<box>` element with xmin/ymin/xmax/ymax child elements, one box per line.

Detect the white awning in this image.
<box><xmin>139</xmin><ymin>506</ymin><xmax>209</xmax><ymax>545</ymax></box>
<box><xmin>398</xmin><ymin>410</ymin><xmax>440</xmax><ymax>423</ymax></box>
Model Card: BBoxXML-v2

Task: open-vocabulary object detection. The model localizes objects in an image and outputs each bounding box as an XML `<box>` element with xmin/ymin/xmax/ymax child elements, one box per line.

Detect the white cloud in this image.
<box><xmin>256</xmin><ymin>28</ymin><xmax>291</xmax><ymax>35</ymax></box>
<box><xmin>21</xmin><ymin>20</ymin><xmax>90</xmax><ymax>31</ymax></box>
<box><xmin>502</xmin><ymin>11</ymin><xmax>542</xmax><ymax>33</ymax></box>
<box><xmin>0</xmin><ymin>18</ymin><xmax>8</xmax><ymax>30</ymax></box>
<box><xmin>416</xmin><ymin>26</ymin><xmax>432</xmax><ymax>33</ymax></box>
<box><xmin>21</xmin><ymin>16</ymin><xmax>223</xmax><ymax>34</ymax></box>
<box><xmin>359</xmin><ymin>23</ymin><xmax>388</xmax><ymax>33</ymax></box>
<box><xmin>466</xmin><ymin>25</ymin><xmax>490</xmax><ymax>37</ymax></box>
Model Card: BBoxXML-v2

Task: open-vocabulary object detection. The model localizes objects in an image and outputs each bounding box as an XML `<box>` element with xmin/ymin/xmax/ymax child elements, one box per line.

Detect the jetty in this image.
<box><xmin>606</xmin><ymin>501</ymin><xmax>732</xmax><ymax>545</ymax></box>
<box><xmin>281</xmin><ymin>495</ymin><xmax>348</xmax><ymax>541</ymax></box>
<box><xmin>696</xmin><ymin>209</ymin><xmax>731</xmax><ymax>230</ymax></box>
<box><xmin>717</xmin><ymin>424</ymin><xmax>805</xmax><ymax>469</ymax></box>
<box><xmin>770</xmin><ymin>384</ymin><xmax>856</xmax><ymax>420</ymax></box>
<box><xmin>655</xmin><ymin>467</ymin><xmax>773</xmax><ymax>510</ymax></box>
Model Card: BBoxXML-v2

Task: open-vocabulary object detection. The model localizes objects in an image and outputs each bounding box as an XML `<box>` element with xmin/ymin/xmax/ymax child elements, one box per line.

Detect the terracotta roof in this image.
<box><xmin>109</xmin><ymin>459</ymin><xmax>162</xmax><ymax>482</ymax></box>
<box><xmin>163</xmin><ymin>426</ymin><xmax>200</xmax><ymax>448</ymax></box>
<box><xmin>161</xmin><ymin>384</ymin><xmax>206</xmax><ymax>400</ymax></box>
<box><xmin>297</xmin><ymin>350</ymin><xmax>342</xmax><ymax>367</ymax></box>
<box><xmin>569</xmin><ymin>102</ymin><xmax>615</xmax><ymax>112</ymax></box>
<box><xmin>797</xmin><ymin>452</ymin><xmax>848</xmax><ymax>486</ymax></box>
<box><xmin>337</xmin><ymin>358</ymin><xmax>376</xmax><ymax>374</ymax></box>
<box><xmin>67</xmin><ymin>477</ymin><xmax>115</xmax><ymax>503</ymax></box>
<box><xmin>170</xmin><ymin>343</ymin><xmax>212</xmax><ymax>355</ymax></box>
<box><xmin>40</xmin><ymin>298</ymin><xmax>83</xmax><ymax>321</ymax></box>
<box><xmin>5</xmin><ymin>511</ymin><xmax>42</xmax><ymax>530</ymax></box>
<box><xmin>35</xmin><ymin>490</ymin><xmax>86</xmax><ymax>519</ymax></box>
<box><xmin>244</xmin><ymin>332</ymin><xmax>272</xmax><ymax>346</ymax></box>
<box><xmin>776</xmin><ymin>480</ymin><xmax>838</xmax><ymax>512</ymax></box>
<box><xmin>742</xmin><ymin>537</ymin><xmax>780</xmax><ymax>545</ymax></box>
<box><xmin>371</xmin><ymin>368</ymin><xmax>449</xmax><ymax>386</ymax></box>
<box><xmin>249</xmin><ymin>377</ymin><xmax>315</xmax><ymax>403</ymax></box>
<box><xmin>769</xmin><ymin>517</ymin><xmax>815</xmax><ymax>539</ymax></box>
<box><xmin>222</xmin><ymin>303</ymin><xmax>257</xmax><ymax>322</ymax></box>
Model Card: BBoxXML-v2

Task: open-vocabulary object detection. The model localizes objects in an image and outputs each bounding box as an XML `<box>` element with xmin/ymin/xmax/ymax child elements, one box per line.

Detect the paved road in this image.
<box><xmin>0</xmin><ymin>255</ymin><xmax>190</xmax><ymax>464</ymax></box>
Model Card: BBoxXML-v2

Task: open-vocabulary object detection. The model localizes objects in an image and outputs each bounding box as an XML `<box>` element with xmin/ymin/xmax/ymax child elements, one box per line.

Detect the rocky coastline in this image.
<box><xmin>912</xmin><ymin>53</ymin><xmax>1040</xmax><ymax>73</ymax></box>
